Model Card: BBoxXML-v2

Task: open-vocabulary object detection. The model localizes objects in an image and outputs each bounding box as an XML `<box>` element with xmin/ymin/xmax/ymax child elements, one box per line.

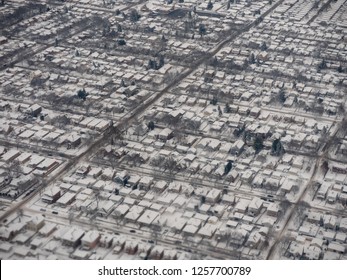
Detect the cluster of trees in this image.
<box><xmin>234</xmin><ymin>125</ymin><xmax>286</xmax><ymax>156</ymax></box>
<box><xmin>0</xmin><ymin>2</ymin><xmax>47</xmax><ymax>28</ymax></box>
<box><xmin>295</xmin><ymin>201</ymin><xmax>311</xmax><ymax>226</ymax></box>
<box><xmin>102</xmin><ymin>21</ymin><xmax>111</xmax><ymax>37</ymax></box>
<box><xmin>317</xmin><ymin>59</ymin><xmax>327</xmax><ymax>71</ymax></box>
<box><xmin>233</xmin><ymin>124</ymin><xmax>245</xmax><ymax>138</ymax></box>
<box><xmin>129</xmin><ymin>9</ymin><xmax>140</xmax><ymax>22</ymax></box>
<box><xmin>147</xmin><ymin>121</ymin><xmax>155</xmax><ymax>131</ymax></box>
<box><xmin>198</xmin><ymin>24</ymin><xmax>207</xmax><ymax>36</ymax></box>
<box><xmin>321</xmin><ymin>160</ymin><xmax>329</xmax><ymax>174</ymax></box>
<box><xmin>313</xmin><ymin>0</ymin><xmax>320</xmax><ymax>9</ymax></box>
<box><xmin>260</xmin><ymin>42</ymin><xmax>267</xmax><ymax>51</ymax></box>
<box><xmin>224</xmin><ymin>160</ymin><xmax>233</xmax><ymax>175</ymax></box>
<box><xmin>271</xmin><ymin>139</ymin><xmax>285</xmax><ymax>156</ymax></box>
<box><xmin>5</xmin><ymin>161</ymin><xmax>22</xmax><ymax>179</ymax></box>
<box><xmin>248</xmin><ymin>53</ymin><xmax>256</xmax><ymax>64</ymax></box>
<box><xmin>224</xmin><ymin>103</ymin><xmax>231</xmax><ymax>113</ymax></box>
<box><xmin>117</xmin><ymin>39</ymin><xmax>126</xmax><ymax>46</ymax></box>
<box><xmin>184</xmin><ymin>11</ymin><xmax>196</xmax><ymax>33</ymax></box>
<box><xmin>148</xmin><ymin>56</ymin><xmax>165</xmax><ymax>70</ymax></box>
<box><xmin>279</xmin><ymin>199</ymin><xmax>291</xmax><ymax>217</ymax></box>
<box><xmin>278</xmin><ymin>88</ymin><xmax>286</xmax><ymax>103</ymax></box>
<box><xmin>337</xmin><ymin>64</ymin><xmax>345</xmax><ymax>73</ymax></box>
<box><xmin>117</xmin><ymin>23</ymin><xmax>122</xmax><ymax>33</ymax></box>
<box><xmin>77</xmin><ymin>88</ymin><xmax>88</xmax><ymax>100</ymax></box>
<box><xmin>179</xmin><ymin>118</ymin><xmax>201</xmax><ymax>131</ymax></box>
<box><xmin>253</xmin><ymin>136</ymin><xmax>264</xmax><ymax>153</ymax></box>
<box><xmin>30</xmin><ymin>76</ymin><xmax>47</xmax><ymax>88</ymax></box>
<box><xmin>46</xmin><ymin>91</ymin><xmax>91</xmax><ymax>109</ymax></box>
<box><xmin>100</xmin><ymin>19</ymin><xmax>124</xmax><ymax>39</ymax></box>
<box><xmin>51</xmin><ymin>115</ymin><xmax>71</xmax><ymax>128</ymax></box>
<box><xmin>150</xmin><ymin>155</ymin><xmax>181</xmax><ymax>173</ymax></box>
<box><xmin>210</xmin><ymin>95</ymin><xmax>218</xmax><ymax>105</ymax></box>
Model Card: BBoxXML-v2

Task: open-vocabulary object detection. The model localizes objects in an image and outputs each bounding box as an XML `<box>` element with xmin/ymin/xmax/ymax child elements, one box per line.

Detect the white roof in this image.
<box><xmin>81</xmin><ymin>230</ymin><xmax>100</xmax><ymax>244</ymax></box>
<box><xmin>137</xmin><ymin>210</ymin><xmax>160</xmax><ymax>225</ymax></box>
<box><xmin>62</xmin><ymin>227</ymin><xmax>85</xmax><ymax>243</ymax></box>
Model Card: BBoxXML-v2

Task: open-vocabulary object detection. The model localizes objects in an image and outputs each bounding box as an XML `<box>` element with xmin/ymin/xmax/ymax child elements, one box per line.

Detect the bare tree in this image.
<box><xmin>5</xmin><ymin>161</ymin><xmax>22</xmax><ymax>178</ymax></box>
<box><xmin>295</xmin><ymin>201</ymin><xmax>310</xmax><ymax>226</ymax></box>
<box><xmin>279</xmin><ymin>199</ymin><xmax>291</xmax><ymax>219</ymax></box>
<box><xmin>278</xmin><ymin>235</ymin><xmax>292</xmax><ymax>255</ymax></box>
<box><xmin>94</xmin><ymin>189</ymin><xmax>100</xmax><ymax>210</ymax></box>
<box><xmin>292</xmin><ymin>185</ymin><xmax>300</xmax><ymax>195</ymax></box>
<box><xmin>17</xmin><ymin>208</ymin><xmax>23</xmax><ymax>222</ymax></box>
<box><xmin>89</xmin><ymin>213</ymin><xmax>97</xmax><ymax>229</ymax></box>
<box><xmin>68</xmin><ymin>210</ymin><xmax>75</xmax><ymax>225</ymax></box>
<box><xmin>134</xmin><ymin>124</ymin><xmax>143</xmax><ymax>141</ymax></box>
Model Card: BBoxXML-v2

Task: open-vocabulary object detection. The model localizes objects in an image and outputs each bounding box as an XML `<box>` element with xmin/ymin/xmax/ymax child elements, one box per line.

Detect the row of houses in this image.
<box><xmin>285</xmin><ymin>209</ymin><xmax>347</xmax><ymax>259</ymax></box>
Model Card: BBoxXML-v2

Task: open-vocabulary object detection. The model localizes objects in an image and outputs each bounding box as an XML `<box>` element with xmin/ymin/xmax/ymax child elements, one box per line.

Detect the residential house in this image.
<box><xmin>81</xmin><ymin>230</ymin><xmax>101</xmax><ymax>250</ymax></box>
